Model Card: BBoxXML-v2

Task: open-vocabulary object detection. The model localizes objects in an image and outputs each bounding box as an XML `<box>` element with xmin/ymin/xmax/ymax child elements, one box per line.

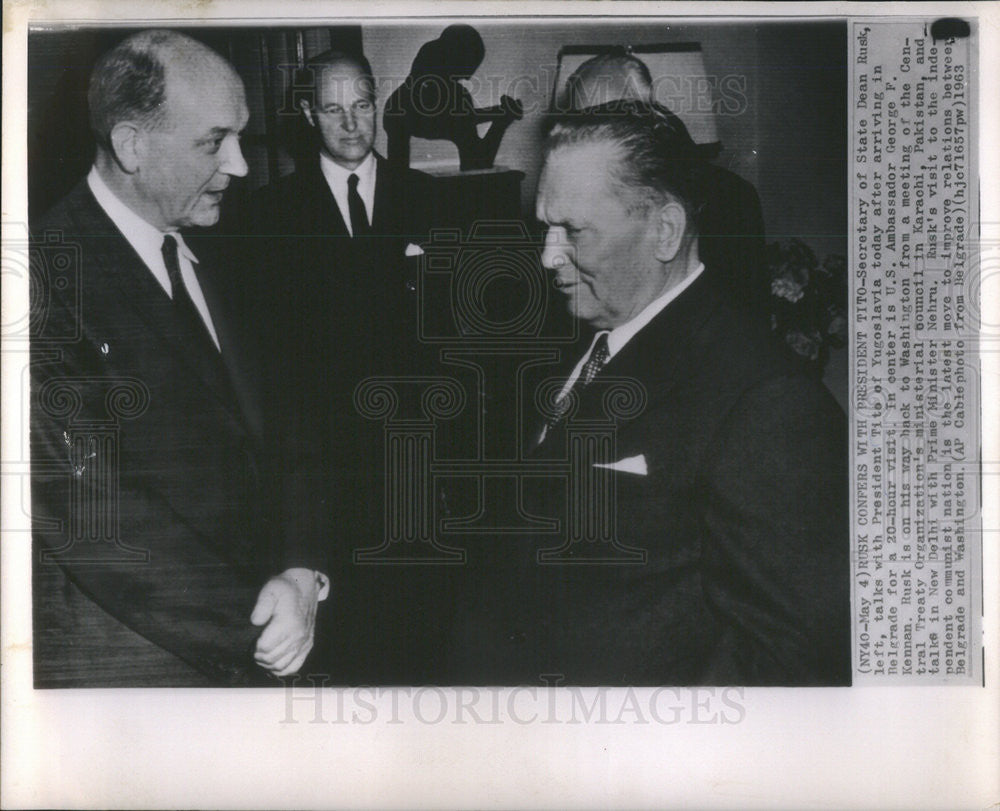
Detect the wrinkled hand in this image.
<box><xmin>250</xmin><ymin>568</ymin><xmax>328</xmax><ymax>677</ymax></box>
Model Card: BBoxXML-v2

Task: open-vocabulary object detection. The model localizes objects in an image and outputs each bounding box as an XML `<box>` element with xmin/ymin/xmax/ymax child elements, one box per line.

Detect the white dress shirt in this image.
<box><xmin>538</xmin><ymin>263</ymin><xmax>706</xmax><ymax>445</ymax></box>
<box><xmin>87</xmin><ymin>167</ymin><xmax>221</xmax><ymax>350</ymax></box>
<box><xmin>319</xmin><ymin>150</ymin><xmax>376</xmax><ymax>236</ymax></box>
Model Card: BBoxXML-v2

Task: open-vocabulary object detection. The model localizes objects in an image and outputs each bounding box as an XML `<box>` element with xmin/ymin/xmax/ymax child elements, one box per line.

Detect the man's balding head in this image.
<box><xmin>88</xmin><ymin>29</ymin><xmax>241</xmax><ymax>147</ymax></box>
<box><xmin>88</xmin><ymin>29</ymin><xmax>249</xmax><ymax>231</ymax></box>
<box><xmin>564</xmin><ymin>51</ymin><xmax>654</xmax><ymax>111</ymax></box>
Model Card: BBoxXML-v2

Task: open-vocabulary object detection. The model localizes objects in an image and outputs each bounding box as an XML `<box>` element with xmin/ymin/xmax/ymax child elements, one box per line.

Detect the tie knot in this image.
<box><xmin>348</xmin><ymin>173</ymin><xmax>359</xmax><ymax>190</ymax></box>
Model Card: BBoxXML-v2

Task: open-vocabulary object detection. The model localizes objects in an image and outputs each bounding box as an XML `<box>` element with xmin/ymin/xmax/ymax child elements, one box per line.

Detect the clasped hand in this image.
<box><xmin>250</xmin><ymin>567</ymin><xmax>329</xmax><ymax>677</ymax></box>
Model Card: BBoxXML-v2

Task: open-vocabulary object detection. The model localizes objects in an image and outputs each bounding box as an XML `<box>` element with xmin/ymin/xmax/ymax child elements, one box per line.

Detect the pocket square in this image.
<box><xmin>405</xmin><ymin>243</ymin><xmax>425</xmax><ymax>257</ymax></box>
<box><xmin>593</xmin><ymin>454</ymin><xmax>648</xmax><ymax>475</ymax></box>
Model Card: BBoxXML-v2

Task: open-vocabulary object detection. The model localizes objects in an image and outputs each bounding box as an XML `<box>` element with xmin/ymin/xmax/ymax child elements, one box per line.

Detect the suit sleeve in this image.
<box><xmin>697</xmin><ymin>374</ymin><xmax>851</xmax><ymax>685</ymax></box>
<box><xmin>31</xmin><ymin>277</ymin><xmax>269</xmax><ymax>686</ymax></box>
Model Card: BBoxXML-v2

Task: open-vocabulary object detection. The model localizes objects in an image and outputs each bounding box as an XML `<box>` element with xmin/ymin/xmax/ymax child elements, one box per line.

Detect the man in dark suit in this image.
<box><xmin>249</xmin><ymin>50</ymin><xmax>432</xmax><ymax>387</ymax></box>
<box><xmin>449</xmin><ymin>101</ymin><xmax>850</xmax><ymax>686</ymax></box>
<box><xmin>249</xmin><ymin>51</ymin><xmax>451</xmax><ymax>683</ymax></box>
<box><xmin>31</xmin><ymin>29</ymin><xmax>328</xmax><ymax>687</ymax></box>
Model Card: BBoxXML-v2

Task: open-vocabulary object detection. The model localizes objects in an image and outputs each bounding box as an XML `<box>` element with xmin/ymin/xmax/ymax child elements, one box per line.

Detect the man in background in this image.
<box><xmin>31</xmin><ymin>29</ymin><xmax>327</xmax><ymax>687</ymax></box>
<box><xmin>449</xmin><ymin>101</ymin><xmax>850</xmax><ymax>685</ymax></box>
<box><xmin>249</xmin><ymin>51</ymin><xmax>450</xmax><ymax>683</ymax></box>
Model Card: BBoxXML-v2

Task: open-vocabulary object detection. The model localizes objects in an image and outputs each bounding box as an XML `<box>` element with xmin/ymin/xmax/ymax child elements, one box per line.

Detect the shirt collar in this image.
<box><xmin>87</xmin><ymin>167</ymin><xmax>198</xmax><ymax>291</ymax></box>
<box><xmin>319</xmin><ymin>149</ymin><xmax>376</xmax><ymax>189</ymax></box>
<box><xmin>605</xmin><ymin>262</ymin><xmax>706</xmax><ymax>359</ymax></box>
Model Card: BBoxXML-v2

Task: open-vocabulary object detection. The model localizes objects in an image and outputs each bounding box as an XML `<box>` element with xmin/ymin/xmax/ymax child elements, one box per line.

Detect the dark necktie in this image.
<box><xmin>347</xmin><ymin>173</ymin><xmax>371</xmax><ymax>237</ymax></box>
<box><xmin>161</xmin><ymin>234</ymin><xmax>218</xmax><ymax>353</ymax></box>
<box><xmin>547</xmin><ymin>331</ymin><xmax>611</xmax><ymax>431</ymax></box>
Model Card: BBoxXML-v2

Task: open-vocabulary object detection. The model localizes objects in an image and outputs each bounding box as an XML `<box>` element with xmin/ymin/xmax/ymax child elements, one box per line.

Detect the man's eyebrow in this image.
<box><xmin>197</xmin><ymin>126</ymin><xmax>236</xmax><ymax>141</ymax></box>
<box><xmin>549</xmin><ymin>217</ymin><xmax>582</xmax><ymax>230</ymax></box>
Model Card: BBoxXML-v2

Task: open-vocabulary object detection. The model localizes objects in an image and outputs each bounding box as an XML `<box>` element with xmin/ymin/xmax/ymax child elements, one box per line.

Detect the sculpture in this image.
<box><xmin>385</xmin><ymin>24</ymin><xmax>523</xmax><ymax>171</ymax></box>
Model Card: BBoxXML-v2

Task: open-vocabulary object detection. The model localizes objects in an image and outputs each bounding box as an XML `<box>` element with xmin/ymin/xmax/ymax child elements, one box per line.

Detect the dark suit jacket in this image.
<box><xmin>696</xmin><ymin>163</ymin><xmax>767</xmax><ymax>319</ymax></box>
<box><xmin>248</xmin><ymin>157</ymin><xmax>432</xmax><ymax>530</ymax></box>
<box><xmin>247</xmin><ymin>156</ymin><xmax>457</xmax><ymax>682</ymax></box>
<box><xmin>449</xmin><ymin>269</ymin><xmax>851</xmax><ymax>686</ymax></box>
<box><xmin>31</xmin><ymin>180</ymin><xmax>292</xmax><ymax>687</ymax></box>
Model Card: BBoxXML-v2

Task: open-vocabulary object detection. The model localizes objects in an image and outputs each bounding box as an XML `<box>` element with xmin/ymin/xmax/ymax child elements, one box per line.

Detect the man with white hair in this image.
<box><xmin>31</xmin><ymin>29</ymin><xmax>327</xmax><ymax>686</ymax></box>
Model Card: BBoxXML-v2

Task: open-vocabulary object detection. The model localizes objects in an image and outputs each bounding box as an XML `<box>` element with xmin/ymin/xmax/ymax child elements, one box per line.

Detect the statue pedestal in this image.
<box><xmin>423</xmin><ymin>166</ymin><xmax>525</xmax><ymax>236</ymax></box>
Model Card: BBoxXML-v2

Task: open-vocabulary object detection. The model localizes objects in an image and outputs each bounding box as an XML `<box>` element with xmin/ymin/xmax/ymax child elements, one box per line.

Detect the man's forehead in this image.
<box><xmin>163</xmin><ymin>66</ymin><xmax>247</xmax><ymax>129</ymax></box>
<box><xmin>548</xmin><ymin>138</ymin><xmax>621</xmax><ymax>167</ymax></box>
<box><xmin>316</xmin><ymin>62</ymin><xmax>374</xmax><ymax>98</ymax></box>
<box><xmin>541</xmin><ymin>140</ymin><xmax>620</xmax><ymax>193</ymax></box>
<box><xmin>538</xmin><ymin>147</ymin><xmax>599</xmax><ymax>216</ymax></box>
<box><xmin>167</xmin><ymin>60</ymin><xmax>243</xmax><ymax>100</ymax></box>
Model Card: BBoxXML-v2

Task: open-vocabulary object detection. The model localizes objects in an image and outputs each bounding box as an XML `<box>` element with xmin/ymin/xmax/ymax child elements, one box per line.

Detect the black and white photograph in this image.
<box><xmin>2</xmin><ymin>2</ymin><xmax>997</xmax><ymax>809</ymax></box>
<box><xmin>26</xmin><ymin>17</ymin><xmax>852</xmax><ymax>688</ymax></box>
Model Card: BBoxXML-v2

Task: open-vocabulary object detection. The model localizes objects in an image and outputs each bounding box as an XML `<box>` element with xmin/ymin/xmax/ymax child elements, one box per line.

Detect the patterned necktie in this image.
<box><xmin>347</xmin><ymin>173</ymin><xmax>371</xmax><ymax>237</ymax></box>
<box><xmin>549</xmin><ymin>331</ymin><xmax>611</xmax><ymax>428</ymax></box>
<box><xmin>161</xmin><ymin>234</ymin><xmax>218</xmax><ymax>352</ymax></box>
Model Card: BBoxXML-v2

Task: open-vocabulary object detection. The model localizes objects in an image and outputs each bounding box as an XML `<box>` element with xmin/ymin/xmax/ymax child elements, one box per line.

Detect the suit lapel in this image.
<box><xmin>191</xmin><ymin>259</ymin><xmax>263</xmax><ymax>438</ymax></box>
<box><xmin>371</xmin><ymin>157</ymin><xmax>393</xmax><ymax>235</ymax></box>
<box><xmin>597</xmin><ymin>270</ymin><xmax>726</xmax><ymax>403</ymax></box>
<box><xmin>533</xmin><ymin>271</ymin><xmax>726</xmax><ymax>454</ymax></box>
<box><xmin>372</xmin><ymin>156</ymin><xmax>420</xmax><ymax>244</ymax></box>
<box><xmin>68</xmin><ymin>184</ymin><xmax>254</xmax><ymax>433</ymax></box>
<box><xmin>302</xmin><ymin>157</ymin><xmax>350</xmax><ymax>237</ymax></box>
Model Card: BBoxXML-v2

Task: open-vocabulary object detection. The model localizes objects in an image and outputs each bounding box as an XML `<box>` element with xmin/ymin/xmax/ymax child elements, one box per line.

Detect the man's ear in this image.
<box><xmin>299</xmin><ymin>99</ymin><xmax>316</xmax><ymax>127</ymax></box>
<box><xmin>654</xmin><ymin>200</ymin><xmax>687</xmax><ymax>263</ymax></box>
<box><xmin>108</xmin><ymin>121</ymin><xmax>143</xmax><ymax>174</ymax></box>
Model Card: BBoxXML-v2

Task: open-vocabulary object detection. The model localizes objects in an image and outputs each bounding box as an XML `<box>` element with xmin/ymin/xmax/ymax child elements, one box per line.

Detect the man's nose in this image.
<box><xmin>540</xmin><ymin>227</ymin><xmax>570</xmax><ymax>271</ymax></box>
<box><xmin>342</xmin><ymin>110</ymin><xmax>357</xmax><ymax>132</ymax></box>
<box><xmin>220</xmin><ymin>136</ymin><xmax>248</xmax><ymax>178</ymax></box>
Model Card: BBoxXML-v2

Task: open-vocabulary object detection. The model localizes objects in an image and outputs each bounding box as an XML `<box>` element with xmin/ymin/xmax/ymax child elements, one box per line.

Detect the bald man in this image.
<box><xmin>31</xmin><ymin>30</ymin><xmax>327</xmax><ymax>687</ymax></box>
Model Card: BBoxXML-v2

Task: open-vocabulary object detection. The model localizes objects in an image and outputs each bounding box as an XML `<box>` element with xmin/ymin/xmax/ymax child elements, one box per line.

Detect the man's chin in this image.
<box><xmin>560</xmin><ymin>287</ymin><xmax>585</xmax><ymax>317</ymax></box>
<box><xmin>563</xmin><ymin>295</ymin><xmax>604</xmax><ymax>328</ymax></box>
<box><xmin>186</xmin><ymin>204</ymin><xmax>222</xmax><ymax>228</ymax></box>
<box><xmin>332</xmin><ymin>147</ymin><xmax>372</xmax><ymax>166</ymax></box>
